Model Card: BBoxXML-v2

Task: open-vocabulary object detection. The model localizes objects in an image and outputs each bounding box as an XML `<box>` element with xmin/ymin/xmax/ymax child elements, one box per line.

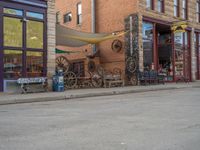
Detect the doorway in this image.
<box><xmin>156</xmin><ymin>24</ymin><xmax>173</xmax><ymax>81</ymax></box>
<box><xmin>0</xmin><ymin>1</ymin><xmax>47</xmax><ymax>92</ymax></box>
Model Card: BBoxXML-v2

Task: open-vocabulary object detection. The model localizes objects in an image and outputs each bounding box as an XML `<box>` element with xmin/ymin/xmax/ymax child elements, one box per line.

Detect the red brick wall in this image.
<box><xmin>55</xmin><ymin>0</ymin><xmax>139</xmax><ymax>74</ymax></box>
<box><xmin>96</xmin><ymin>0</ymin><xmax>138</xmax><ymax>72</ymax></box>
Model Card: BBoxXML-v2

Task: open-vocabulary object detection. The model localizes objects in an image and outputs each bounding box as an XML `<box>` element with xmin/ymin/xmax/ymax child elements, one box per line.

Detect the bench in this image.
<box><xmin>138</xmin><ymin>70</ymin><xmax>165</xmax><ymax>85</ymax></box>
<box><xmin>17</xmin><ymin>77</ymin><xmax>48</xmax><ymax>93</ymax></box>
<box><xmin>103</xmin><ymin>70</ymin><xmax>124</xmax><ymax>88</ymax></box>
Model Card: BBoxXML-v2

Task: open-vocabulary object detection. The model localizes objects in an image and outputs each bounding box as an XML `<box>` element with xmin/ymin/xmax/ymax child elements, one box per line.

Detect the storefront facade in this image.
<box><xmin>0</xmin><ymin>0</ymin><xmax>56</xmax><ymax>92</ymax></box>
<box><xmin>142</xmin><ymin>17</ymin><xmax>192</xmax><ymax>82</ymax></box>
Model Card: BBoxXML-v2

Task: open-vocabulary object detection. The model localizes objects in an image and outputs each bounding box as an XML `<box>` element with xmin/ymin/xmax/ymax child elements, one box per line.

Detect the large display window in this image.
<box><xmin>0</xmin><ymin>1</ymin><xmax>47</xmax><ymax>92</ymax></box>
<box><xmin>142</xmin><ymin>21</ymin><xmax>154</xmax><ymax>69</ymax></box>
<box><xmin>3</xmin><ymin>50</ymin><xmax>22</xmax><ymax>79</ymax></box>
<box><xmin>174</xmin><ymin>32</ymin><xmax>191</xmax><ymax>80</ymax></box>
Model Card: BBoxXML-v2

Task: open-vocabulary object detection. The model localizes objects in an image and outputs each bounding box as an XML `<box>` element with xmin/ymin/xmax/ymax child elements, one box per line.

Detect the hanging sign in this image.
<box><xmin>171</xmin><ymin>21</ymin><xmax>188</xmax><ymax>33</ymax></box>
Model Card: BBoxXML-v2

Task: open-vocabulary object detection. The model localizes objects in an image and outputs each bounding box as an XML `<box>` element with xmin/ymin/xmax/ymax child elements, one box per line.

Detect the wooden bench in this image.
<box><xmin>17</xmin><ymin>77</ymin><xmax>48</xmax><ymax>93</ymax></box>
<box><xmin>103</xmin><ymin>72</ymin><xmax>124</xmax><ymax>88</ymax></box>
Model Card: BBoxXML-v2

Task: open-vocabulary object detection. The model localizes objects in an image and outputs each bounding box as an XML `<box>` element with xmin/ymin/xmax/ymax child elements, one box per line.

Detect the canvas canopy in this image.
<box><xmin>56</xmin><ymin>24</ymin><xmax>127</xmax><ymax>47</ymax></box>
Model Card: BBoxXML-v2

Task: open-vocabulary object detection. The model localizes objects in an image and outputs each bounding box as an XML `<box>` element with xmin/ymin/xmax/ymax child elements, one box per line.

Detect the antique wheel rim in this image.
<box><xmin>130</xmin><ymin>75</ymin><xmax>138</xmax><ymax>86</ymax></box>
<box><xmin>126</xmin><ymin>57</ymin><xmax>137</xmax><ymax>73</ymax></box>
<box><xmin>56</xmin><ymin>56</ymin><xmax>70</xmax><ymax>72</ymax></box>
<box><xmin>91</xmin><ymin>74</ymin><xmax>103</xmax><ymax>88</ymax></box>
<box><xmin>64</xmin><ymin>71</ymin><xmax>77</xmax><ymax>89</ymax></box>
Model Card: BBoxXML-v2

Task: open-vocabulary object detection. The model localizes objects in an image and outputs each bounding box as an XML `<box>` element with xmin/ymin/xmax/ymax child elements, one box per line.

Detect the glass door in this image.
<box><xmin>0</xmin><ymin>1</ymin><xmax>47</xmax><ymax>92</ymax></box>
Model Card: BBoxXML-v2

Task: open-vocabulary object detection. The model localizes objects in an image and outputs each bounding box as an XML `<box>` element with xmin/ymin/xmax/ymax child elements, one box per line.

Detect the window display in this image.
<box><xmin>27</xmin><ymin>51</ymin><xmax>43</xmax><ymax>77</ymax></box>
<box><xmin>3</xmin><ymin>50</ymin><xmax>22</xmax><ymax>79</ymax></box>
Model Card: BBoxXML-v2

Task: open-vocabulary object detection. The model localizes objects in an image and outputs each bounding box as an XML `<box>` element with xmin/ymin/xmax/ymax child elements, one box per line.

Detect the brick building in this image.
<box><xmin>56</xmin><ymin>0</ymin><xmax>200</xmax><ymax>83</ymax></box>
<box><xmin>0</xmin><ymin>0</ymin><xmax>56</xmax><ymax>92</ymax></box>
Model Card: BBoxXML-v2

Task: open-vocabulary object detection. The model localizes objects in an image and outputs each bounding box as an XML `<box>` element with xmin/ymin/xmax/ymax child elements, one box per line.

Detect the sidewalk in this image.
<box><xmin>0</xmin><ymin>81</ymin><xmax>200</xmax><ymax>105</ymax></box>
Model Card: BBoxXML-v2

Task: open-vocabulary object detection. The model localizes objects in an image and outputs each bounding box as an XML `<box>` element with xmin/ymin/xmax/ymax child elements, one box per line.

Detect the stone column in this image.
<box><xmin>47</xmin><ymin>0</ymin><xmax>56</xmax><ymax>90</ymax></box>
<box><xmin>191</xmin><ymin>28</ymin><xmax>197</xmax><ymax>81</ymax></box>
<box><xmin>138</xmin><ymin>14</ymin><xmax>144</xmax><ymax>72</ymax></box>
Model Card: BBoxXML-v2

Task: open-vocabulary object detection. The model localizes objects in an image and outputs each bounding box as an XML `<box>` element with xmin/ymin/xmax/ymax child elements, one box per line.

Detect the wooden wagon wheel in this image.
<box><xmin>130</xmin><ymin>75</ymin><xmax>138</xmax><ymax>86</ymax></box>
<box><xmin>126</xmin><ymin>57</ymin><xmax>137</xmax><ymax>73</ymax></box>
<box><xmin>64</xmin><ymin>71</ymin><xmax>77</xmax><ymax>89</ymax></box>
<box><xmin>56</xmin><ymin>56</ymin><xmax>70</xmax><ymax>72</ymax></box>
<box><xmin>111</xmin><ymin>39</ymin><xmax>122</xmax><ymax>53</ymax></box>
<box><xmin>91</xmin><ymin>73</ymin><xmax>103</xmax><ymax>88</ymax></box>
<box><xmin>81</xmin><ymin>80</ymin><xmax>93</xmax><ymax>88</ymax></box>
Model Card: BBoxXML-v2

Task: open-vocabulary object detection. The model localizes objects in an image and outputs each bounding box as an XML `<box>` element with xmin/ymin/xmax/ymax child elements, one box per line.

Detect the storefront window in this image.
<box><xmin>26</xmin><ymin>51</ymin><xmax>43</xmax><ymax>77</ymax></box>
<box><xmin>143</xmin><ymin>21</ymin><xmax>153</xmax><ymax>70</ymax></box>
<box><xmin>27</xmin><ymin>20</ymin><xmax>44</xmax><ymax>49</ymax></box>
<box><xmin>3</xmin><ymin>50</ymin><xmax>22</xmax><ymax>79</ymax></box>
<box><xmin>3</xmin><ymin>17</ymin><xmax>22</xmax><ymax>47</ymax></box>
<box><xmin>174</xmin><ymin>32</ymin><xmax>184</xmax><ymax>76</ymax></box>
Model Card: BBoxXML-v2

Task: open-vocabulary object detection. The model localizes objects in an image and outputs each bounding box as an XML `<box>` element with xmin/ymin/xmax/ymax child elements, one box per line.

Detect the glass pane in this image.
<box><xmin>26</xmin><ymin>12</ymin><xmax>44</xmax><ymax>19</ymax></box>
<box><xmin>147</xmin><ymin>0</ymin><xmax>150</xmax><ymax>8</ymax></box>
<box><xmin>183</xmin><ymin>0</ymin><xmax>186</xmax><ymax>8</ymax></box>
<box><xmin>27</xmin><ymin>51</ymin><xmax>43</xmax><ymax>77</ymax></box>
<box><xmin>143</xmin><ymin>21</ymin><xmax>154</xmax><ymax>70</ymax></box>
<box><xmin>174</xmin><ymin>6</ymin><xmax>177</xmax><ymax>16</ymax></box>
<box><xmin>4</xmin><ymin>17</ymin><xmax>22</xmax><ymax>47</ymax></box>
<box><xmin>27</xmin><ymin>20</ymin><xmax>43</xmax><ymax>49</ymax></box>
<box><xmin>77</xmin><ymin>3</ymin><xmax>82</xmax><ymax>15</ymax></box>
<box><xmin>3</xmin><ymin>50</ymin><xmax>22</xmax><ymax>79</ymax></box>
<box><xmin>142</xmin><ymin>21</ymin><xmax>153</xmax><ymax>39</ymax></box>
<box><xmin>143</xmin><ymin>40</ymin><xmax>153</xmax><ymax>69</ymax></box>
<box><xmin>158</xmin><ymin>1</ymin><xmax>161</xmax><ymax>12</ymax></box>
<box><xmin>174</xmin><ymin>33</ymin><xmax>184</xmax><ymax>76</ymax></box>
<box><xmin>3</xmin><ymin>8</ymin><xmax>23</xmax><ymax>16</ymax></box>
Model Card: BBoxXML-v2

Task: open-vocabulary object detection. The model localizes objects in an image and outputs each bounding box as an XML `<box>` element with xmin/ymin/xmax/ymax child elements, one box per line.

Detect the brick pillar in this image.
<box><xmin>47</xmin><ymin>0</ymin><xmax>56</xmax><ymax>90</ymax></box>
<box><xmin>191</xmin><ymin>28</ymin><xmax>197</xmax><ymax>81</ymax></box>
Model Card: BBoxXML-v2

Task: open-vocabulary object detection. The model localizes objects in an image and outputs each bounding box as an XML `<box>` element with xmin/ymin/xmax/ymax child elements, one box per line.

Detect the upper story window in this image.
<box><xmin>64</xmin><ymin>12</ymin><xmax>72</xmax><ymax>23</ymax></box>
<box><xmin>182</xmin><ymin>0</ymin><xmax>188</xmax><ymax>19</ymax></box>
<box><xmin>147</xmin><ymin>0</ymin><xmax>154</xmax><ymax>10</ymax></box>
<box><xmin>77</xmin><ymin>3</ymin><xmax>82</xmax><ymax>25</ymax></box>
<box><xmin>174</xmin><ymin>0</ymin><xmax>180</xmax><ymax>17</ymax></box>
<box><xmin>197</xmin><ymin>0</ymin><xmax>200</xmax><ymax>22</ymax></box>
<box><xmin>158</xmin><ymin>0</ymin><xmax>164</xmax><ymax>13</ymax></box>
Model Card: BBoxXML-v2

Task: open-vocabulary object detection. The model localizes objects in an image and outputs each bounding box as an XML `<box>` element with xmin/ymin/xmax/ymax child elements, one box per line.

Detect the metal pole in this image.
<box><xmin>91</xmin><ymin>0</ymin><xmax>96</xmax><ymax>53</ymax></box>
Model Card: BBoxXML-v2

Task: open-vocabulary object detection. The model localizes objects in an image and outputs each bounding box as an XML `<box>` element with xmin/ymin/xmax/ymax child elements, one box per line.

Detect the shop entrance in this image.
<box><xmin>142</xmin><ymin>18</ymin><xmax>191</xmax><ymax>82</ymax></box>
<box><xmin>156</xmin><ymin>24</ymin><xmax>173</xmax><ymax>81</ymax></box>
<box><xmin>0</xmin><ymin>1</ymin><xmax>47</xmax><ymax>92</ymax></box>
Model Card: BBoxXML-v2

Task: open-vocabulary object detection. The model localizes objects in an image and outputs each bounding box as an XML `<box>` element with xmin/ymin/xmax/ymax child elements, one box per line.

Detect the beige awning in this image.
<box><xmin>56</xmin><ymin>24</ymin><xmax>127</xmax><ymax>47</ymax></box>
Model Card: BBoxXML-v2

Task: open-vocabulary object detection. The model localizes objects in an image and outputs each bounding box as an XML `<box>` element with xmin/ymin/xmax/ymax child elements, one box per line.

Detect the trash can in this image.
<box><xmin>53</xmin><ymin>70</ymin><xmax>64</xmax><ymax>92</ymax></box>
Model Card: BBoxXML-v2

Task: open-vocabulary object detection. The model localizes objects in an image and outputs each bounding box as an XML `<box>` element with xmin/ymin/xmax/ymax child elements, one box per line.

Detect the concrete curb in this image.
<box><xmin>0</xmin><ymin>85</ymin><xmax>199</xmax><ymax>106</ymax></box>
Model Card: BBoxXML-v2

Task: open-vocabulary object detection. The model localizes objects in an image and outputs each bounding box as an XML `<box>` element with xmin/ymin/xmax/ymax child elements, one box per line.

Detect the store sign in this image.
<box><xmin>171</xmin><ymin>22</ymin><xmax>188</xmax><ymax>33</ymax></box>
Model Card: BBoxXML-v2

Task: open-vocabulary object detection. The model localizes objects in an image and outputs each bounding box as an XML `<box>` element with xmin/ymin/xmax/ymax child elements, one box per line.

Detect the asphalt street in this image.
<box><xmin>0</xmin><ymin>87</ymin><xmax>200</xmax><ymax>150</ymax></box>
